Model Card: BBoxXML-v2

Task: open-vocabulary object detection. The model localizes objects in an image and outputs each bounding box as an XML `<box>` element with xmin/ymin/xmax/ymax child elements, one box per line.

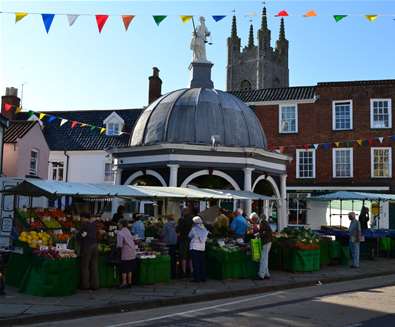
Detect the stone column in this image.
<box><xmin>243</xmin><ymin>167</ymin><xmax>255</xmax><ymax>217</ymax></box>
<box><xmin>112</xmin><ymin>167</ymin><xmax>123</xmax><ymax>216</ymax></box>
<box><xmin>167</xmin><ymin>164</ymin><xmax>180</xmax><ymax>187</ymax></box>
<box><xmin>167</xmin><ymin>164</ymin><xmax>180</xmax><ymax>217</ymax></box>
<box><xmin>279</xmin><ymin>174</ymin><xmax>288</xmax><ymax>231</ymax></box>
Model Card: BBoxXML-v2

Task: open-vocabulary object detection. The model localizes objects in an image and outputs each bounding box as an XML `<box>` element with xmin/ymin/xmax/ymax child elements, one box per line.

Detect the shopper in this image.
<box><xmin>112</xmin><ymin>205</ymin><xmax>125</xmax><ymax>224</ymax></box>
<box><xmin>177</xmin><ymin>208</ymin><xmax>194</xmax><ymax>277</ymax></box>
<box><xmin>131</xmin><ymin>214</ymin><xmax>145</xmax><ymax>240</ymax></box>
<box><xmin>230</xmin><ymin>208</ymin><xmax>248</xmax><ymax>238</ymax></box>
<box><xmin>117</xmin><ymin>219</ymin><xmax>137</xmax><ymax>289</ymax></box>
<box><xmin>359</xmin><ymin>205</ymin><xmax>370</xmax><ymax>231</ymax></box>
<box><xmin>348</xmin><ymin>212</ymin><xmax>362</xmax><ymax>268</ymax></box>
<box><xmin>189</xmin><ymin>216</ymin><xmax>209</xmax><ymax>282</ymax></box>
<box><xmin>161</xmin><ymin>214</ymin><xmax>178</xmax><ymax>278</ymax></box>
<box><xmin>78</xmin><ymin>214</ymin><xmax>99</xmax><ymax>290</ymax></box>
<box><xmin>257</xmin><ymin>214</ymin><xmax>273</xmax><ymax>280</ymax></box>
<box><xmin>249</xmin><ymin>212</ymin><xmax>260</xmax><ymax>234</ymax></box>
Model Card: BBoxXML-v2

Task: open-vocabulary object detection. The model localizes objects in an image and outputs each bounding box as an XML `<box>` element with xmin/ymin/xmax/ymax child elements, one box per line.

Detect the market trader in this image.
<box><xmin>131</xmin><ymin>214</ymin><xmax>145</xmax><ymax>240</ymax></box>
<box><xmin>230</xmin><ymin>208</ymin><xmax>248</xmax><ymax>238</ymax></box>
<box><xmin>348</xmin><ymin>212</ymin><xmax>362</xmax><ymax>268</ymax></box>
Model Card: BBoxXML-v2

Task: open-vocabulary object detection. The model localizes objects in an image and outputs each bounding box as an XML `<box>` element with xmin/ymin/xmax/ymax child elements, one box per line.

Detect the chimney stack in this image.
<box><xmin>148</xmin><ymin>67</ymin><xmax>162</xmax><ymax>104</ymax></box>
<box><xmin>1</xmin><ymin>87</ymin><xmax>20</xmax><ymax>121</ymax></box>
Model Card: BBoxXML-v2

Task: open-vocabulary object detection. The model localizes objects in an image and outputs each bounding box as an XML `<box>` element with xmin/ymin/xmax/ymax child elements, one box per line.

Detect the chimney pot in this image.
<box><xmin>148</xmin><ymin>67</ymin><xmax>162</xmax><ymax>105</ymax></box>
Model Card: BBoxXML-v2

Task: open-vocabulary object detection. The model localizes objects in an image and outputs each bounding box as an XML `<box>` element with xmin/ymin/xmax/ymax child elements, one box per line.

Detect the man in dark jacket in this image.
<box><xmin>176</xmin><ymin>208</ymin><xmax>194</xmax><ymax>277</ymax></box>
<box><xmin>257</xmin><ymin>214</ymin><xmax>273</xmax><ymax>280</ymax></box>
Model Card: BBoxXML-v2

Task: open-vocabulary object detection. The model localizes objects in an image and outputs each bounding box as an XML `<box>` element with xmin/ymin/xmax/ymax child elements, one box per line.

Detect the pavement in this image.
<box><xmin>1</xmin><ymin>258</ymin><xmax>395</xmax><ymax>326</ymax></box>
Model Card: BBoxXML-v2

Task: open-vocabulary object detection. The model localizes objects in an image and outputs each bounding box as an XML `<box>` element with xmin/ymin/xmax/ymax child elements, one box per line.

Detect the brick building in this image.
<box><xmin>232</xmin><ymin>79</ymin><xmax>395</xmax><ymax>228</ymax></box>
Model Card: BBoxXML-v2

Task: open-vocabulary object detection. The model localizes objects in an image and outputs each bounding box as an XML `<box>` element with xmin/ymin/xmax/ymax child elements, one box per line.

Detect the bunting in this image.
<box><xmin>333</xmin><ymin>15</ymin><xmax>347</xmax><ymax>22</ymax></box>
<box><xmin>180</xmin><ymin>15</ymin><xmax>193</xmax><ymax>24</ymax></box>
<box><xmin>365</xmin><ymin>15</ymin><xmax>378</xmax><ymax>22</ymax></box>
<box><xmin>39</xmin><ymin>113</ymin><xmax>46</xmax><ymax>120</ymax></box>
<box><xmin>47</xmin><ymin>115</ymin><xmax>57</xmax><ymax>123</ymax></box>
<box><xmin>96</xmin><ymin>15</ymin><xmax>109</xmax><ymax>33</ymax></box>
<box><xmin>71</xmin><ymin>121</ymin><xmax>78</xmax><ymax>128</ymax></box>
<box><xmin>212</xmin><ymin>15</ymin><xmax>226</xmax><ymax>22</ymax></box>
<box><xmin>15</xmin><ymin>12</ymin><xmax>28</xmax><ymax>23</ymax></box>
<box><xmin>153</xmin><ymin>15</ymin><xmax>167</xmax><ymax>26</ymax></box>
<box><xmin>276</xmin><ymin>10</ymin><xmax>289</xmax><ymax>17</ymax></box>
<box><xmin>67</xmin><ymin>14</ymin><xmax>79</xmax><ymax>27</ymax></box>
<box><xmin>304</xmin><ymin>10</ymin><xmax>317</xmax><ymax>18</ymax></box>
<box><xmin>4</xmin><ymin>103</ymin><xmax>12</xmax><ymax>112</ymax></box>
<box><xmin>41</xmin><ymin>14</ymin><xmax>55</xmax><ymax>33</ymax></box>
<box><xmin>122</xmin><ymin>15</ymin><xmax>134</xmax><ymax>31</ymax></box>
<box><xmin>15</xmin><ymin>106</ymin><xmax>23</xmax><ymax>114</ymax></box>
<box><xmin>356</xmin><ymin>140</ymin><xmax>363</xmax><ymax>146</ymax></box>
<box><xmin>60</xmin><ymin>119</ymin><xmax>68</xmax><ymax>127</ymax></box>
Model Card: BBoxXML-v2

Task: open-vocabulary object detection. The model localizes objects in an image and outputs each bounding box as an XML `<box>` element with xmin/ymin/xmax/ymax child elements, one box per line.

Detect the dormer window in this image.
<box><xmin>103</xmin><ymin>112</ymin><xmax>124</xmax><ymax>136</ymax></box>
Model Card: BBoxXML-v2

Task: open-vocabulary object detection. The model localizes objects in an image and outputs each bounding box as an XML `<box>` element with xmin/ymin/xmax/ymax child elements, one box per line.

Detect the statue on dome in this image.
<box><xmin>190</xmin><ymin>16</ymin><xmax>211</xmax><ymax>63</ymax></box>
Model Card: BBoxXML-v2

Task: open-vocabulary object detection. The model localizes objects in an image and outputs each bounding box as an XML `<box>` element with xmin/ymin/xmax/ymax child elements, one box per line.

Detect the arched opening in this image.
<box><xmin>187</xmin><ymin>175</ymin><xmax>234</xmax><ymax>189</ymax></box>
<box><xmin>240</xmin><ymin>80</ymin><xmax>252</xmax><ymax>91</ymax></box>
<box><xmin>130</xmin><ymin>175</ymin><xmax>163</xmax><ymax>186</ymax></box>
<box><xmin>253</xmin><ymin>177</ymin><xmax>280</xmax><ymax>230</ymax></box>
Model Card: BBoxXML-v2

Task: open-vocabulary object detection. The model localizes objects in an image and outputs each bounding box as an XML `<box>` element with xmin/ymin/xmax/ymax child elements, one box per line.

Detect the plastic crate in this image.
<box><xmin>283</xmin><ymin>248</ymin><xmax>320</xmax><ymax>273</ymax></box>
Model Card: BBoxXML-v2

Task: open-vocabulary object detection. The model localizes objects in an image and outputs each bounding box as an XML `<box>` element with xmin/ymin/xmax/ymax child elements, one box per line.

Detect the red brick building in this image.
<box><xmin>232</xmin><ymin>79</ymin><xmax>395</xmax><ymax>227</ymax></box>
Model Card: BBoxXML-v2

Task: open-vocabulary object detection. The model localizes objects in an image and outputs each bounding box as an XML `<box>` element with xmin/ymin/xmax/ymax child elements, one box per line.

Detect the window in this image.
<box><xmin>333</xmin><ymin>100</ymin><xmax>352</xmax><ymax>130</ymax></box>
<box><xmin>371</xmin><ymin>147</ymin><xmax>392</xmax><ymax>178</ymax></box>
<box><xmin>107</xmin><ymin>123</ymin><xmax>120</xmax><ymax>136</ymax></box>
<box><xmin>104</xmin><ymin>163</ymin><xmax>115</xmax><ymax>182</ymax></box>
<box><xmin>333</xmin><ymin>148</ymin><xmax>353</xmax><ymax>178</ymax></box>
<box><xmin>29</xmin><ymin>150</ymin><xmax>38</xmax><ymax>176</ymax></box>
<box><xmin>279</xmin><ymin>104</ymin><xmax>298</xmax><ymax>133</ymax></box>
<box><xmin>296</xmin><ymin>149</ymin><xmax>316</xmax><ymax>178</ymax></box>
<box><xmin>52</xmin><ymin>162</ymin><xmax>64</xmax><ymax>181</ymax></box>
<box><xmin>370</xmin><ymin>99</ymin><xmax>392</xmax><ymax>129</ymax></box>
<box><xmin>288</xmin><ymin>193</ymin><xmax>309</xmax><ymax>225</ymax></box>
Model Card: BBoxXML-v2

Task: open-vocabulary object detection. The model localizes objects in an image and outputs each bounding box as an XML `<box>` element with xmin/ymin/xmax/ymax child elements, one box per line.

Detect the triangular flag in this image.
<box><xmin>180</xmin><ymin>16</ymin><xmax>193</xmax><ymax>24</ymax></box>
<box><xmin>322</xmin><ymin>143</ymin><xmax>331</xmax><ymax>150</ymax></box>
<box><xmin>47</xmin><ymin>115</ymin><xmax>57</xmax><ymax>123</ymax></box>
<box><xmin>356</xmin><ymin>140</ymin><xmax>363</xmax><ymax>146</ymax></box>
<box><xmin>313</xmin><ymin>144</ymin><xmax>319</xmax><ymax>150</ymax></box>
<box><xmin>368</xmin><ymin>139</ymin><xmax>374</xmax><ymax>146</ymax></box>
<box><xmin>27</xmin><ymin>111</ymin><xmax>34</xmax><ymax>118</ymax></box>
<box><xmin>41</xmin><ymin>14</ymin><xmax>55</xmax><ymax>33</ymax></box>
<box><xmin>15</xmin><ymin>106</ymin><xmax>22</xmax><ymax>114</ymax></box>
<box><xmin>276</xmin><ymin>10</ymin><xmax>289</xmax><ymax>17</ymax></box>
<box><xmin>303</xmin><ymin>144</ymin><xmax>310</xmax><ymax>150</ymax></box>
<box><xmin>391</xmin><ymin>135</ymin><xmax>395</xmax><ymax>141</ymax></box>
<box><xmin>67</xmin><ymin>14</ymin><xmax>79</xmax><ymax>27</ymax></box>
<box><xmin>365</xmin><ymin>15</ymin><xmax>378</xmax><ymax>22</ymax></box>
<box><xmin>96</xmin><ymin>15</ymin><xmax>109</xmax><ymax>33</ymax></box>
<box><xmin>60</xmin><ymin>119</ymin><xmax>68</xmax><ymax>127</ymax></box>
<box><xmin>378</xmin><ymin>137</ymin><xmax>384</xmax><ymax>143</ymax></box>
<box><xmin>4</xmin><ymin>103</ymin><xmax>12</xmax><ymax>112</ymax></box>
<box><xmin>304</xmin><ymin>10</ymin><xmax>317</xmax><ymax>18</ymax></box>
<box><xmin>90</xmin><ymin>125</ymin><xmax>96</xmax><ymax>131</ymax></box>
<box><xmin>334</xmin><ymin>142</ymin><xmax>340</xmax><ymax>147</ymax></box>
<box><xmin>100</xmin><ymin>128</ymin><xmax>106</xmax><ymax>134</ymax></box>
<box><xmin>71</xmin><ymin>121</ymin><xmax>78</xmax><ymax>128</ymax></box>
<box><xmin>39</xmin><ymin>113</ymin><xmax>46</xmax><ymax>120</ymax></box>
<box><xmin>122</xmin><ymin>15</ymin><xmax>134</xmax><ymax>31</ymax></box>
<box><xmin>15</xmin><ymin>12</ymin><xmax>28</xmax><ymax>23</ymax></box>
<box><xmin>333</xmin><ymin>15</ymin><xmax>347</xmax><ymax>22</ymax></box>
<box><xmin>212</xmin><ymin>15</ymin><xmax>226</xmax><ymax>22</ymax></box>
<box><xmin>153</xmin><ymin>15</ymin><xmax>167</xmax><ymax>26</ymax></box>
<box><xmin>80</xmin><ymin>123</ymin><xmax>87</xmax><ymax>127</ymax></box>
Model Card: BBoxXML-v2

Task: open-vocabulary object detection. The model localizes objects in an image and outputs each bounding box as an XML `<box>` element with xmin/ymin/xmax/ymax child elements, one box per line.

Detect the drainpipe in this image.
<box><xmin>64</xmin><ymin>150</ymin><xmax>70</xmax><ymax>182</ymax></box>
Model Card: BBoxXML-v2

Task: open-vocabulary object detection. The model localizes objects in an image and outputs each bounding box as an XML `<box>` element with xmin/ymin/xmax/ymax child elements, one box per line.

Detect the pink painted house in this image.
<box><xmin>3</xmin><ymin>121</ymin><xmax>49</xmax><ymax>179</ymax></box>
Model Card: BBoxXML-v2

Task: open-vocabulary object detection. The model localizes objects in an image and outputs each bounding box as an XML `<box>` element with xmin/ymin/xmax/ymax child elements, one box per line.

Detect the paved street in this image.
<box><xmin>23</xmin><ymin>274</ymin><xmax>395</xmax><ymax>327</ymax></box>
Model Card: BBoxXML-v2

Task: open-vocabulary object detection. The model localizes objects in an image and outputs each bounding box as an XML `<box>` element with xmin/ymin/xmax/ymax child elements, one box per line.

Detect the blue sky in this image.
<box><xmin>1</xmin><ymin>0</ymin><xmax>394</xmax><ymax>111</ymax></box>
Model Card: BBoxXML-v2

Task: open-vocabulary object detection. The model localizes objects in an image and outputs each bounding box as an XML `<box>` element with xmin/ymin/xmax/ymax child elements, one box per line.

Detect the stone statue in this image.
<box><xmin>190</xmin><ymin>16</ymin><xmax>211</xmax><ymax>63</ymax></box>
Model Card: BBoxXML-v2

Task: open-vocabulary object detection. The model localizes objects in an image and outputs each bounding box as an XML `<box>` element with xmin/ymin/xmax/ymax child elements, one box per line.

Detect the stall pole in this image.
<box><xmin>340</xmin><ymin>199</ymin><xmax>343</xmax><ymax>227</ymax></box>
<box><xmin>329</xmin><ymin>201</ymin><xmax>332</xmax><ymax>226</ymax></box>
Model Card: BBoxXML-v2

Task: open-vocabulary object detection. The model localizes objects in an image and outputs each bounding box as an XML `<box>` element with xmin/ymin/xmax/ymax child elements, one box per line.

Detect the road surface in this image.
<box><xmin>26</xmin><ymin>274</ymin><xmax>395</xmax><ymax>327</ymax></box>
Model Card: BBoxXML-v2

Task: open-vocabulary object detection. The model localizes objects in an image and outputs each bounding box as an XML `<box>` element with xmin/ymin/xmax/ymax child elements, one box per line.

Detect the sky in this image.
<box><xmin>1</xmin><ymin>0</ymin><xmax>395</xmax><ymax>111</ymax></box>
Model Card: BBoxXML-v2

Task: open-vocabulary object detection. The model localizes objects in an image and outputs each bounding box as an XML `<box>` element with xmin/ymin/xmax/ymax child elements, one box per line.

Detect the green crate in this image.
<box><xmin>98</xmin><ymin>256</ymin><xmax>118</xmax><ymax>288</ymax></box>
<box><xmin>340</xmin><ymin>246</ymin><xmax>350</xmax><ymax>265</ymax></box>
<box><xmin>319</xmin><ymin>239</ymin><xmax>331</xmax><ymax>266</ymax></box>
<box><xmin>137</xmin><ymin>256</ymin><xmax>171</xmax><ymax>285</ymax></box>
<box><xmin>283</xmin><ymin>248</ymin><xmax>320</xmax><ymax>273</ymax></box>
<box><xmin>269</xmin><ymin>243</ymin><xmax>284</xmax><ymax>270</ymax></box>
<box><xmin>329</xmin><ymin>241</ymin><xmax>342</xmax><ymax>259</ymax></box>
<box><xmin>5</xmin><ymin>252</ymin><xmax>33</xmax><ymax>288</ymax></box>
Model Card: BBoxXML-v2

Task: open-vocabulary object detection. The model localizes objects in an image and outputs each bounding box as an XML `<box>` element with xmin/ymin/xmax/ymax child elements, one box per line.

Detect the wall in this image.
<box><xmin>49</xmin><ymin>150</ymin><xmax>111</xmax><ymax>183</ymax></box>
<box><xmin>254</xmin><ymin>82</ymin><xmax>395</xmax><ymax>190</ymax></box>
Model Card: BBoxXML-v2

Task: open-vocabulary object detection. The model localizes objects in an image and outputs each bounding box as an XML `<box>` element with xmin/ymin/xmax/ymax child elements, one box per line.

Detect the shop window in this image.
<box><xmin>333</xmin><ymin>100</ymin><xmax>352</xmax><ymax>130</ymax></box>
<box><xmin>371</xmin><ymin>147</ymin><xmax>392</xmax><ymax>178</ymax></box>
<box><xmin>370</xmin><ymin>99</ymin><xmax>392</xmax><ymax>129</ymax></box>
<box><xmin>288</xmin><ymin>193</ymin><xmax>308</xmax><ymax>225</ymax></box>
<box><xmin>333</xmin><ymin>148</ymin><xmax>353</xmax><ymax>178</ymax></box>
<box><xmin>279</xmin><ymin>104</ymin><xmax>298</xmax><ymax>133</ymax></box>
<box><xmin>296</xmin><ymin>149</ymin><xmax>316</xmax><ymax>178</ymax></box>
<box><xmin>52</xmin><ymin>162</ymin><xmax>64</xmax><ymax>181</ymax></box>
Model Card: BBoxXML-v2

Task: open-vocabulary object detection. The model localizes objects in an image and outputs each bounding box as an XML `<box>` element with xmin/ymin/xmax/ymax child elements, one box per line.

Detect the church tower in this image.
<box><xmin>226</xmin><ymin>7</ymin><xmax>289</xmax><ymax>91</ymax></box>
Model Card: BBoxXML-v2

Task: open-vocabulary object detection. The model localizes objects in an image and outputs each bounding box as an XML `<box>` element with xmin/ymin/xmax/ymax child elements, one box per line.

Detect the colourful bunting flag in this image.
<box><xmin>356</xmin><ymin>140</ymin><xmax>363</xmax><ymax>146</ymax></box>
<box><xmin>313</xmin><ymin>144</ymin><xmax>319</xmax><ymax>149</ymax></box>
<box><xmin>39</xmin><ymin>113</ymin><xmax>46</xmax><ymax>120</ymax></box>
<box><xmin>334</xmin><ymin>142</ymin><xmax>340</xmax><ymax>147</ymax></box>
<box><xmin>47</xmin><ymin>115</ymin><xmax>57</xmax><ymax>123</ymax></box>
<box><xmin>322</xmin><ymin>143</ymin><xmax>331</xmax><ymax>150</ymax></box>
<box><xmin>212</xmin><ymin>15</ymin><xmax>226</xmax><ymax>22</ymax></box>
<box><xmin>80</xmin><ymin>123</ymin><xmax>87</xmax><ymax>127</ymax></box>
<box><xmin>180</xmin><ymin>15</ymin><xmax>193</xmax><ymax>23</ymax></box>
<box><xmin>391</xmin><ymin>136</ymin><xmax>395</xmax><ymax>141</ymax></box>
<box><xmin>304</xmin><ymin>10</ymin><xmax>317</xmax><ymax>18</ymax></box>
<box><xmin>15</xmin><ymin>106</ymin><xmax>22</xmax><ymax>114</ymax></box>
<box><xmin>333</xmin><ymin>15</ymin><xmax>347</xmax><ymax>22</ymax></box>
<box><xmin>303</xmin><ymin>144</ymin><xmax>310</xmax><ymax>150</ymax></box>
<box><xmin>365</xmin><ymin>15</ymin><xmax>378</xmax><ymax>22</ymax></box>
<box><xmin>41</xmin><ymin>14</ymin><xmax>55</xmax><ymax>33</ymax></box>
<box><xmin>367</xmin><ymin>139</ymin><xmax>374</xmax><ymax>146</ymax></box>
<box><xmin>71</xmin><ymin>121</ymin><xmax>78</xmax><ymax>128</ymax></box>
<box><xmin>60</xmin><ymin>119</ymin><xmax>68</xmax><ymax>126</ymax></box>
<box><xmin>122</xmin><ymin>15</ymin><xmax>134</xmax><ymax>31</ymax></box>
<box><xmin>276</xmin><ymin>10</ymin><xmax>289</xmax><ymax>17</ymax></box>
<box><xmin>67</xmin><ymin>14</ymin><xmax>79</xmax><ymax>27</ymax></box>
<box><xmin>15</xmin><ymin>12</ymin><xmax>28</xmax><ymax>23</ymax></box>
<box><xmin>378</xmin><ymin>137</ymin><xmax>384</xmax><ymax>143</ymax></box>
<box><xmin>4</xmin><ymin>103</ymin><xmax>12</xmax><ymax>112</ymax></box>
<box><xmin>96</xmin><ymin>15</ymin><xmax>109</xmax><ymax>33</ymax></box>
<box><xmin>153</xmin><ymin>15</ymin><xmax>167</xmax><ymax>26</ymax></box>
<box><xmin>100</xmin><ymin>128</ymin><xmax>106</xmax><ymax>134</ymax></box>
<box><xmin>90</xmin><ymin>125</ymin><xmax>96</xmax><ymax>131</ymax></box>
<box><xmin>27</xmin><ymin>111</ymin><xmax>34</xmax><ymax>118</ymax></box>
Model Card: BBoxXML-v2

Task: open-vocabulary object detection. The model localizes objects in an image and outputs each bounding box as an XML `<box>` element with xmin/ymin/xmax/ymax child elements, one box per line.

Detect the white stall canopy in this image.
<box><xmin>310</xmin><ymin>191</ymin><xmax>395</xmax><ymax>202</ymax></box>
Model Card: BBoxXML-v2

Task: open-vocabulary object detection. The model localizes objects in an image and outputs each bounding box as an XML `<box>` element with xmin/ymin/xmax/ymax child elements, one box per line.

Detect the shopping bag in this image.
<box><xmin>250</xmin><ymin>238</ymin><xmax>262</xmax><ymax>262</ymax></box>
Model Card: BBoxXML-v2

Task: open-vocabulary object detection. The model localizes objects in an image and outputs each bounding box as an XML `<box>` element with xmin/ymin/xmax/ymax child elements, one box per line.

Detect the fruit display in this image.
<box><xmin>19</xmin><ymin>231</ymin><xmax>52</xmax><ymax>248</ymax></box>
<box><xmin>40</xmin><ymin>216</ymin><xmax>62</xmax><ymax>229</ymax></box>
<box><xmin>30</xmin><ymin>218</ymin><xmax>44</xmax><ymax>230</ymax></box>
<box><xmin>282</xmin><ymin>227</ymin><xmax>320</xmax><ymax>250</ymax></box>
<box><xmin>33</xmin><ymin>248</ymin><xmax>77</xmax><ymax>259</ymax></box>
<box><xmin>52</xmin><ymin>232</ymin><xmax>72</xmax><ymax>243</ymax></box>
<box><xmin>56</xmin><ymin>217</ymin><xmax>74</xmax><ymax>229</ymax></box>
<box><xmin>98</xmin><ymin>243</ymin><xmax>111</xmax><ymax>254</ymax></box>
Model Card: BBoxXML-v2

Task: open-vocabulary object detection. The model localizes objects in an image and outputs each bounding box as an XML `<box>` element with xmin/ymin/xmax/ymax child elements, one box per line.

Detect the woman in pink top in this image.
<box><xmin>117</xmin><ymin>220</ymin><xmax>137</xmax><ymax>289</ymax></box>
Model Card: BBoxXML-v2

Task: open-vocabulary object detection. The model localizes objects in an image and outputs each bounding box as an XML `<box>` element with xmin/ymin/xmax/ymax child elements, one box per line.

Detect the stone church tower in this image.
<box><xmin>227</xmin><ymin>7</ymin><xmax>289</xmax><ymax>91</ymax></box>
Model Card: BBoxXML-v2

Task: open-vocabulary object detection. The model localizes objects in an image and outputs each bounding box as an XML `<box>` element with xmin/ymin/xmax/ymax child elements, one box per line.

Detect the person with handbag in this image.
<box><xmin>117</xmin><ymin>220</ymin><xmax>137</xmax><ymax>289</ymax></box>
<box><xmin>188</xmin><ymin>216</ymin><xmax>209</xmax><ymax>283</ymax></box>
<box><xmin>348</xmin><ymin>212</ymin><xmax>362</xmax><ymax>268</ymax></box>
<box><xmin>257</xmin><ymin>214</ymin><xmax>273</xmax><ymax>280</ymax></box>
